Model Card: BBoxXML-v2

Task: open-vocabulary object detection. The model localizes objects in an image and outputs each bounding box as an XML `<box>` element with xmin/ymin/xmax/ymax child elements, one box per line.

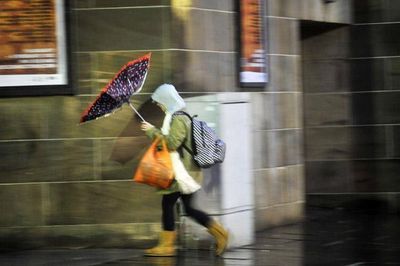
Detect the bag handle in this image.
<box><xmin>172</xmin><ymin>111</ymin><xmax>195</xmax><ymax>156</ymax></box>
<box><xmin>152</xmin><ymin>137</ymin><xmax>168</xmax><ymax>154</ymax></box>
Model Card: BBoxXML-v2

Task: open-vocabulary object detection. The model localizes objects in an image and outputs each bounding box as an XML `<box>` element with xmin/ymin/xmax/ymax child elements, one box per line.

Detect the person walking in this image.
<box><xmin>140</xmin><ymin>84</ymin><xmax>229</xmax><ymax>257</ymax></box>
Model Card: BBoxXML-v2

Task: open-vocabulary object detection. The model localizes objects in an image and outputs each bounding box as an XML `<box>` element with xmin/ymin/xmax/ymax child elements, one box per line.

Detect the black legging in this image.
<box><xmin>162</xmin><ymin>192</ymin><xmax>211</xmax><ymax>231</ymax></box>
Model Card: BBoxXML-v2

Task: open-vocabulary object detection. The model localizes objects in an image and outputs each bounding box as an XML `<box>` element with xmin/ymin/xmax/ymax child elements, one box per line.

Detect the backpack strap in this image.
<box><xmin>173</xmin><ymin>111</ymin><xmax>195</xmax><ymax>156</ymax></box>
<box><xmin>173</xmin><ymin>111</ymin><xmax>194</xmax><ymax>120</ymax></box>
<box><xmin>181</xmin><ymin>142</ymin><xmax>193</xmax><ymax>156</ymax></box>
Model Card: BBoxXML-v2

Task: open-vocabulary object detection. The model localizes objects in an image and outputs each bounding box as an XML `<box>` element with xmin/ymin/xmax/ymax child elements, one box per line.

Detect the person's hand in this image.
<box><xmin>140</xmin><ymin>122</ymin><xmax>154</xmax><ymax>131</ymax></box>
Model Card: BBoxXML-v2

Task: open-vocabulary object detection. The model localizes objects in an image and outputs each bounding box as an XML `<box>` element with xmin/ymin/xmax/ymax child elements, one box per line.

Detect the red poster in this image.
<box><xmin>239</xmin><ymin>0</ymin><xmax>267</xmax><ymax>87</ymax></box>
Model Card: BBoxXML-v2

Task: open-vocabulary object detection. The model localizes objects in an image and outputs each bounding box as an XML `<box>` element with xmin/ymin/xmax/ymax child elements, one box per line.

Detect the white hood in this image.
<box><xmin>151</xmin><ymin>84</ymin><xmax>186</xmax><ymax>135</ymax></box>
<box><xmin>151</xmin><ymin>84</ymin><xmax>186</xmax><ymax>114</ymax></box>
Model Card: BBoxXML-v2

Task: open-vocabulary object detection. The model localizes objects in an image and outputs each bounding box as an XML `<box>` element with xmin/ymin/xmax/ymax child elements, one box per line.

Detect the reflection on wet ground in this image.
<box><xmin>1</xmin><ymin>206</ymin><xmax>399</xmax><ymax>265</ymax></box>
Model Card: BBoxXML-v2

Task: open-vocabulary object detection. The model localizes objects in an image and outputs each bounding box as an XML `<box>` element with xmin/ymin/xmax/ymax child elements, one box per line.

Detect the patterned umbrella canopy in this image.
<box><xmin>79</xmin><ymin>53</ymin><xmax>151</xmax><ymax>124</ymax></box>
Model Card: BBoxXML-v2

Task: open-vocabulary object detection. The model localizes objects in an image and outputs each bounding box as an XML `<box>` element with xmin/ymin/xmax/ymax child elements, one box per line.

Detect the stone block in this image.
<box><xmin>393</xmin><ymin>126</ymin><xmax>400</xmax><ymax>157</ymax></box>
<box><xmin>75</xmin><ymin>7</ymin><xmax>170</xmax><ymax>51</ymax></box>
<box><xmin>352</xmin><ymin>92</ymin><xmax>400</xmax><ymax>125</ymax></box>
<box><xmin>351</xmin><ymin>160</ymin><xmax>400</xmax><ymax>192</ymax></box>
<box><xmin>168</xmin><ymin>51</ymin><xmax>238</xmax><ymax>92</ymax></box>
<box><xmin>286</xmin><ymin>165</ymin><xmax>305</xmax><ymax>203</ymax></box>
<box><xmin>0</xmin><ymin>184</ymin><xmax>44</xmax><ymax>226</ymax></box>
<box><xmin>268</xmin><ymin>17</ymin><xmax>300</xmax><ymax>55</ymax></box>
<box><xmin>255</xmin><ymin>202</ymin><xmax>304</xmax><ymax>231</ymax></box>
<box><xmin>265</xmin><ymin>93</ymin><xmax>302</xmax><ymax>130</ymax></box>
<box><xmin>254</xmin><ymin>168</ymin><xmax>286</xmax><ymax>208</ymax></box>
<box><xmin>305</xmin><ymin>160</ymin><xmax>352</xmax><ymax>193</ymax></box>
<box><xmin>387</xmin><ymin>58</ymin><xmax>400</xmax><ymax>91</ymax></box>
<box><xmin>304</xmin><ymin>94</ymin><xmax>351</xmax><ymax>126</ymax></box>
<box><xmin>267</xmin><ymin>0</ymin><xmax>302</xmax><ymax>18</ymax></box>
<box><xmin>190</xmin><ymin>0</ymin><xmax>234</xmax><ymax>11</ymax></box>
<box><xmin>302</xmin><ymin>25</ymin><xmax>351</xmax><ymax>59</ymax></box>
<box><xmin>350</xmin><ymin>58</ymin><xmax>385</xmax><ymax>92</ymax></box>
<box><xmin>74</xmin><ymin>0</ymin><xmax>170</xmax><ymax>8</ymax></box>
<box><xmin>170</xmin><ymin>8</ymin><xmax>235</xmax><ymax>52</ymax></box>
<box><xmin>0</xmin><ymin>223</ymin><xmax>161</xmax><ymax>249</ymax></box>
<box><xmin>351</xmin><ymin>24</ymin><xmax>400</xmax><ymax>58</ymax></box>
<box><xmin>350</xmin><ymin>126</ymin><xmax>386</xmax><ymax>159</ymax></box>
<box><xmin>353</xmin><ymin>0</ymin><xmax>400</xmax><ymax>24</ymax></box>
<box><xmin>303</xmin><ymin>59</ymin><xmax>351</xmax><ymax>93</ymax></box>
<box><xmin>254</xmin><ymin>129</ymin><xmax>302</xmax><ymax>169</ymax></box>
<box><xmin>46</xmin><ymin>181</ymin><xmax>161</xmax><ymax>225</ymax></box>
<box><xmin>269</xmin><ymin>55</ymin><xmax>301</xmax><ymax>92</ymax></box>
<box><xmin>301</xmin><ymin>0</ymin><xmax>352</xmax><ymax>23</ymax></box>
<box><xmin>305</xmin><ymin>127</ymin><xmax>351</xmax><ymax>160</ymax></box>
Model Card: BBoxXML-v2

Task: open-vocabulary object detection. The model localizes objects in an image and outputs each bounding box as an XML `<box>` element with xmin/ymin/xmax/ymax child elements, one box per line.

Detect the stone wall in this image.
<box><xmin>0</xmin><ymin>0</ymin><xmax>353</xmax><ymax>249</ymax></box>
<box><xmin>303</xmin><ymin>0</ymin><xmax>400</xmax><ymax>212</ymax></box>
<box><xmin>254</xmin><ymin>0</ymin><xmax>351</xmax><ymax>229</ymax></box>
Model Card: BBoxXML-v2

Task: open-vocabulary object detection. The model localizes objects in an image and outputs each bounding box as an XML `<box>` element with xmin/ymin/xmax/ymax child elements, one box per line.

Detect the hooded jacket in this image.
<box><xmin>145</xmin><ymin>84</ymin><xmax>202</xmax><ymax>194</ymax></box>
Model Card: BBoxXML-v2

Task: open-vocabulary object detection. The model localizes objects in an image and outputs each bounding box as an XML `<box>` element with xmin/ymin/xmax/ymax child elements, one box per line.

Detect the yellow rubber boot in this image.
<box><xmin>207</xmin><ymin>221</ymin><xmax>229</xmax><ymax>256</ymax></box>
<box><xmin>144</xmin><ymin>231</ymin><xmax>177</xmax><ymax>257</ymax></box>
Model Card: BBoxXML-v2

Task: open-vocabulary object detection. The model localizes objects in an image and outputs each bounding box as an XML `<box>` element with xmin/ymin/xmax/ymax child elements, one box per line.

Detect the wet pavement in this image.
<box><xmin>1</xmin><ymin>205</ymin><xmax>399</xmax><ymax>266</ymax></box>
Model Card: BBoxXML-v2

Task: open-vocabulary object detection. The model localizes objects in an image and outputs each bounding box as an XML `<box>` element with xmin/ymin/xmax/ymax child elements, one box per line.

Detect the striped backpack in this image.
<box><xmin>175</xmin><ymin>111</ymin><xmax>226</xmax><ymax>168</ymax></box>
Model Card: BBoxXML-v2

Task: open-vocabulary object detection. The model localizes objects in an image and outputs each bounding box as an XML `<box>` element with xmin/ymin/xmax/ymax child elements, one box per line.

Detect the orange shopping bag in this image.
<box><xmin>133</xmin><ymin>137</ymin><xmax>174</xmax><ymax>189</ymax></box>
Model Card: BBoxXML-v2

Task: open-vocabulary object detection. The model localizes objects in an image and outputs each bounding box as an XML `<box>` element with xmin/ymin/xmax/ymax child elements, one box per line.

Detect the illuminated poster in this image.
<box><xmin>239</xmin><ymin>0</ymin><xmax>267</xmax><ymax>87</ymax></box>
<box><xmin>0</xmin><ymin>0</ymin><xmax>69</xmax><ymax>93</ymax></box>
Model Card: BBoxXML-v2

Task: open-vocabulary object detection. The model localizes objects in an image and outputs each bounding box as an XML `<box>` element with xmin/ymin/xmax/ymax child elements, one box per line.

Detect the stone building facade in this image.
<box><xmin>1</xmin><ymin>0</ymin><xmax>398</xmax><ymax>249</ymax></box>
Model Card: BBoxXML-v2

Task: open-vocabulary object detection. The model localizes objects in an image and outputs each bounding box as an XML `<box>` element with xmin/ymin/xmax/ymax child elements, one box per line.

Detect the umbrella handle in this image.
<box><xmin>128</xmin><ymin>102</ymin><xmax>146</xmax><ymax>122</ymax></box>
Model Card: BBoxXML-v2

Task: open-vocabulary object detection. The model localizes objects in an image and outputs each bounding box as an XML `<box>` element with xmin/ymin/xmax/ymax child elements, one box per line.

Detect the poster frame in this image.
<box><xmin>236</xmin><ymin>0</ymin><xmax>268</xmax><ymax>88</ymax></box>
<box><xmin>0</xmin><ymin>0</ymin><xmax>73</xmax><ymax>97</ymax></box>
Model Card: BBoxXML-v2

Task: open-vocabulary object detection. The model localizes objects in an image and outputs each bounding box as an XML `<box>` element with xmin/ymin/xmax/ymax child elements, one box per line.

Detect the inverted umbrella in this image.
<box><xmin>79</xmin><ymin>53</ymin><xmax>151</xmax><ymax>124</ymax></box>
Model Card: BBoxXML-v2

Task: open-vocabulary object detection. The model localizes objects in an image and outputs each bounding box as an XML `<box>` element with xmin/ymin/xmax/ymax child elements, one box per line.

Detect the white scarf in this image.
<box><xmin>161</xmin><ymin>112</ymin><xmax>173</xmax><ymax>135</ymax></box>
<box><xmin>161</xmin><ymin>112</ymin><xmax>200</xmax><ymax>194</ymax></box>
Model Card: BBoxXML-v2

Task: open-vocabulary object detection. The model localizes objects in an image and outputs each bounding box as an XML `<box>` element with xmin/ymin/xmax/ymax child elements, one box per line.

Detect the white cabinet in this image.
<box><xmin>181</xmin><ymin>93</ymin><xmax>254</xmax><ymax>248</ymax></box>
